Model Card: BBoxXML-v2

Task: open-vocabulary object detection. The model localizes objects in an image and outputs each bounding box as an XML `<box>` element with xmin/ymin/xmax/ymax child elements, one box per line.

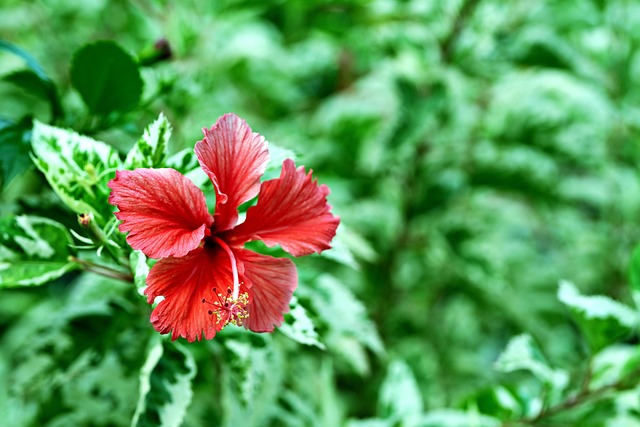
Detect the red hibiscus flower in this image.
<box><xmin>108</xmin><ymin>114</ymin><xmax>339</xmax><ymax>342</ymax></box>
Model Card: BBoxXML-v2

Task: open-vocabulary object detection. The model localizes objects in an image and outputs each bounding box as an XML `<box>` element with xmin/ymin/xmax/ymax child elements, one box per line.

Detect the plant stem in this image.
<box><xmin>78</xmin><ymin>213</ymin><xmax>129</xmax><ymax>268</ymax></box>
<box><xmin>440</xmin><ymin>0</ymin><xmax>483</xmax><ymax>62</ymax></box>
<box><xmin>501</xmin><ymin>364</ymin><xmax>640</xmax><ymax>426</ymax></box>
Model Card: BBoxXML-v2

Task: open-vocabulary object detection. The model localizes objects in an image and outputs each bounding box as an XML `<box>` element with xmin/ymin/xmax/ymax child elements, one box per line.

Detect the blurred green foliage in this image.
<box><xmin>2</xmin><ymin>0</ymin><xmax>640</xmax><ymax>426</ymax></box>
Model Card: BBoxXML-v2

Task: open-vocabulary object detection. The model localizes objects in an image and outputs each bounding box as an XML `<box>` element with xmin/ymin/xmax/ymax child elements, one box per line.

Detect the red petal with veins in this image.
<box><xmin>195</xmin><ymin>113</ymin><xmax>269</xmax><ymax>231</ymax></box>
<box><xmin>226</xmin><ymin>159</ymin><xmax>340</xmax><ymax>256</ymax></box>
<box><xmin>145</xmin><ymin>246</ymin><xmax>240</xmax><ymax>342</ymax></box>
<box><xmin>108</xmin><ymin>168</ymin><xmax>212</xmax><ymax>259</ymax></box>
<box><xmin>235</xmin><ymin>249</ymin><xmax>297</xmax><ymax>332</ymax></box>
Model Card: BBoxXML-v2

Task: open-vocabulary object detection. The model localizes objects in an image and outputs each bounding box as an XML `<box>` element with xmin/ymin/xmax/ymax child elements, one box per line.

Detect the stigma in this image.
<box><xmin>202</xmin><ymin>287</ymin><xmax>249</xmax><ymax>327</ymax></box>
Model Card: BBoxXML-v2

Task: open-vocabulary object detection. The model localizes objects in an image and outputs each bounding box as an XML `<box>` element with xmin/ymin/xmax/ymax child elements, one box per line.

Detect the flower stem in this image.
<box><xmin>78</xmin><ymin>213</ymin><xmax>128</xmax><ymax>268</ymax></box>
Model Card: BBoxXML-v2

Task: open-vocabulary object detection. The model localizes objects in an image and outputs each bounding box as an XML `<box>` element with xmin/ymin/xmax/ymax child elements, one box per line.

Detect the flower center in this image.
<box><xmin>212</xmin><ymin>236</ymin><xmax>240</xmax><ymax>300</ymax></box>
<box><xmin>202</xmin><ymin>287</ymin><xmax>249</xmax><ymax>327</ymax></box>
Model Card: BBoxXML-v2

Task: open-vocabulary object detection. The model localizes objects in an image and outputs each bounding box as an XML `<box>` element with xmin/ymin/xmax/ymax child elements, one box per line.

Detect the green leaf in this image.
<box><xmin>590</xmin><ymin>345</ymin><xmax>640</xmax><ymax>390</ymax></box>
<box><xmin>220</xmin><ymin>333</ymin><xmax>284</xmax><ymax>426</ymax></box>
<box><xmin>166</xmin><ymin>148</ymin><xmax>199</xmax><ymax>174</ymax></box>
<box><xmin>558</xmin><ymin>280</ymin><xmax>639</xmax><ymax>351</ymax></box>
<box><xmin>321</xmin><ymin>225</ymin><xmax>377</xmax><ymax>269</ymax></box>
<box><xmin>0</xmin><ymin>40</ymin><xmax>49</xmax><ymax>80</ymax></box>
<box><xmin>31</xmin><ymin>121</ymin><xmax>121</xmax><ymax>221</ymax></box>
<box><xmin>129</xmin><ymin>250</ymin><xmax>150</xmax><ymax>295</ymax></box>
<box><xmin>305</xmin><ymin>275</ymin><xmax>384</xmax><ymax>375</ymax></box>
<box><xmin>0</xmin><ymin>215</ymin><xmax>78</xmax><ymax>287</ymax></box>
<box><xmin>2</xmin><ymin>70</ymin><xmax>62</xmax><ymax>121</ymax></box>
<box><xmin>70</xmin><ymin>40</ymin><xmax>143</xmax><ymax>115</ymax></box>
<box><xmin>279</xmin><ymin>296</ymin><xmax>325</xmax><ymax>349</ymax></box>
<box><xmin>132</xmin><ymin>337</ymin><xmax>197</xmax><ymax>427</ymax></box>
<box><xmin>262</xmin><ymin>143</ymin><xmax>296</xmax><ymax>180</ymax></box>
<box><xmin>166</xmin><ymin>148</ymin><xmax>209</xmax><ymax>188</ymax></box>
<box><xmin>124</xmin><ymin>113</ymin><xmax>172</xmax><ymax>169</ymax></box>
<box><xmin>378</xmin><ymin>360</ymin><xmax>423</xmax><ymax>423</ymax></box>
<box><xmin>0</xmin><ymin>117</ymin><xmax>33</xmax><ymax>187</ymax></box>
<box><xmin>629</xmin><ymin>244</ymin><xmax>640</xmax><ymax>293</ymax></box>
<box><xmin>416</xmin><ymin>409</ymin><xmax>501</xmax><ymax>427</ymax></box>
<box><xmin>494</xmin><ymin>334</ymin><xmax>569</xmax><ymax>391</ymax></box>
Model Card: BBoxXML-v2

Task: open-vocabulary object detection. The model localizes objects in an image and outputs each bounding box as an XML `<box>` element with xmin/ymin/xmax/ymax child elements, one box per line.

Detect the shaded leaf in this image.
<box><xmin>0</xmin><ymin>117</ymin><xmax>32</xmax><ymax>187</ymax></box>
<box><xmin>0</xmin><ymin>40</ymin><xmax>49</xmax><ymax>79</ymax></box>
<box><xmin>3</xmin><ymin>70</ymin><xmax>62</xmax><ymax>121</ymax></box>
<box><xmin>629</xmin><ymin>244</ymin><xmax>640</xmax><ymax>293</ymax></box>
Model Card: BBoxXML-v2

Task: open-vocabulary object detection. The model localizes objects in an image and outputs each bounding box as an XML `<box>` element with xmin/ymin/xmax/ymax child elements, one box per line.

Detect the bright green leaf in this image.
<box><xmin>124</xmin><ymin>113</ymin><xmax>172</xmax><ymax>169</ymax></box>
<box><xmin>558</xmin><ymin>280</ymin><xmax>639</xmax><ymax>351</ymax></box>
<box><xmin>0</xmin><ymin>215</ymin><xmax>78</xmax><ymax>287</ymax></box>
<box><xmin>220</xmin><ymin>333</ymin><xmax>284</xmax><ymax>426</ymax></box>
<box><xmin>590</xmin><ymin>345</ymin><xmax>640</xmax><ymax>390</ymax></box>
<box><xmin>304</xmin><ymin>275</ymin><xmax>384</xmax><ymax>375</ymax></box>
<box><xmin>70</xmin><ymin>40</ymin><xmax>143</xmax><ymax>115</ymax></box>
<box><xmin>279</xmin><ymin>296</ymin><xmax>325</xmax><ymax>349</ymax></box>
<box><xmin>494</xmin><ymin>334</ymin><xmax>569</xmax><ymax>391</ymax></box>
<box><xmin>132</xmin><ymin>337</ymin><xmax>197</xmax><ymax>427</ymax></box>
<box><xmin>130</xmin><ymin>250</ymin><xmax>150</xmax><ymax>295</ymax></box>
<box><xmin>262</xmin><ymin>143</ymin><xmax>296</xmax><ymax>180</ymax></box>
<box><xmin>417</xmin><ymin>409</ymin><xmax>501</xmax><ymax>427</ymax></box>
<box><xmin>31</xmin><ymin>121</ymin><xmax>121</xmax><ymax>221</ymax></box>
<box><xmin>378</xmin><ymin>360</ymin><xmax>423</xmax><ymax>424</ymax></box>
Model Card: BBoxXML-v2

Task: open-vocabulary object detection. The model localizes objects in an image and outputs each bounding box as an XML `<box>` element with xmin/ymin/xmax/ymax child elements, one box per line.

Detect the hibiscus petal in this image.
<box><xmin>226</xmin><ymin>159</ymin><xmax>340</xmax><ymax>256</ymax></box>
<box><xmin>236</xmin><ymin>249</ymin><xmax>297</xmax><ymax>332</ymax></box>
<box><xmin>108</xmin><ymin>168</ymin><xmax>212</xmax><ymax>259</ymax></box>
<box><xmin>195</xmin><ymin>113</ymin><xmax>269</xmax><ymax>231</ymax></box>
<box><xmin>145</xmin><ymin>246</ymin><xmax>236</xmax><ymax>342</ymax></box>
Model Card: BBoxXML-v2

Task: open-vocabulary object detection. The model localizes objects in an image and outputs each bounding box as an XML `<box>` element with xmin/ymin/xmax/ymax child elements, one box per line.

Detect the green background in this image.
<box><xmin>2</xmin><ymin>0</ymin><xmax>640</xmax><ymax>426</ymax></box>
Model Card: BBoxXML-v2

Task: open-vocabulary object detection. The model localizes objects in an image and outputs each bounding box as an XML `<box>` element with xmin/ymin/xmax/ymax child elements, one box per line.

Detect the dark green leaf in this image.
<box><xmin>0</xmin><ymin>116</ymin><xmax>32</xmax><ymax>187</ymax></box>
<box><xmin>2</xmin><ymin>70</ymin><xmax>62</xmax><ymax>121</ymax></box>
<box><xmin>629</xmin><ymin>244</ymin><xmax>640</xmax><ymax>292</ymax></box>
<box><xmin>70</xmin><ymin>40</ymin><xmax>143</xmax><ymax>115</ymax></box>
